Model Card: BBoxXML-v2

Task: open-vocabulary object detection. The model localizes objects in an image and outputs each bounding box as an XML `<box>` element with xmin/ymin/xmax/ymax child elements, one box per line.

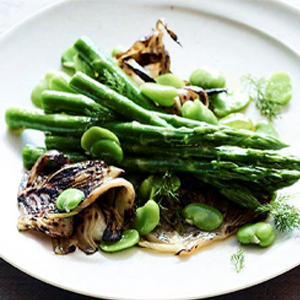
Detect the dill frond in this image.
<box><xmin>256</xmin><ymin>192</ymin><xmax>300</xmax><ymax>232</ymax></box>
<box><xmin>241</xmin><ymin>74</ymin><xmax>281</xmax><ymax>122</ymax></box>
<box><xmin>231</xmin><ymin>248</ymin><xmax>245</xmax><ymax>273</ymax></box>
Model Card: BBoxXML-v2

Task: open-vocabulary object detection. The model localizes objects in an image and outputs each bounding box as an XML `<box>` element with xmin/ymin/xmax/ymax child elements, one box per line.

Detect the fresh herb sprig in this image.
<box><xmin>231</xmin><ymin>248</ymin><xmax>245</xmax><ymax>273</ymax></box>
<box><xmin>154</xmin><ymin>171</ymin><xmax>179</xmax><ymax>202</ymax></box>
<box><xmin>256</xmin><ymin>192</ymin><xmax>300</xmax><ymax>232</ymax></box>
<box><xmin>241</xmin><ymin>74</ymin><xmax>281</xmax><ymax>122</ymax></box>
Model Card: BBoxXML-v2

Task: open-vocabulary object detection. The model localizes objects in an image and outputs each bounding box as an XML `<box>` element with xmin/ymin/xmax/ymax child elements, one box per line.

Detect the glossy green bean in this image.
<box><xmin>90</xmin><ymin>140</ymin><xmax>124</xmax><ymax>163</ymax></box>
<box><xmin>237</xmin><ymin>222</ymin><xmax>275</xmax><ymax>248</ymax></box>
<box><xmin>181</xmin><ymin>100</ymin><xmax>218</xmax><ymax>125</ymax></box>
<box><xmin>140</xmin><ymin>83</ymin><xmax>178</xmax><ymax>107</ymax></box>
<box><xmin>190</xmin><ymin>67</ymin><xmax>226</xmax><ymax>89</ymax></box>
<box><xmin>182</xmin><ymin>203</ymin><xmax>223</xmax><ymax>231</ymax></box>
<box><xmin>133</xmin><ymin>200</ymin><xmax>160</xmax><ymax>236</ymax></box>
<box><xmin>56</xmin><ymin>188</ymin><xmax>85</xmax><ymax>212</ymax></box>
<box><xmin>81</xmin><ymin>126</ymin><xmax>120</xmax><ymax>152</ymax></box>
<box><xmin>99</xmin><ymin>229</ymin><xmax>140</xmax><ymax>252</ymax></box>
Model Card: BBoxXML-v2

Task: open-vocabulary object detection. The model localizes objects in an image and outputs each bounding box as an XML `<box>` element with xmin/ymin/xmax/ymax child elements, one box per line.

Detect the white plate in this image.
<box><xmin>1</xmin><ymin>0</ymin><xmax>300</xmax><ymax>299</ymax></box>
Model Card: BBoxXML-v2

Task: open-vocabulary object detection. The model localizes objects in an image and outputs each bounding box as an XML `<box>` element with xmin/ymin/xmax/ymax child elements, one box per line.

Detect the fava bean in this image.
<box><xmin>155</xmin><ymin>74</ymin><xmax>185</xmax><ymax>88</ymax></box>
<box><xmin>31</xmin><ymin>72</ymin><xmax>74</xmax><ymax>109</ymax></box>
<box><xmin>133</xmin><ymin>200</ymin><xmax>160</xmax><ymax>235</ymax></box>
<box><xmin>182</xmin><ymin>203</ymin><xmax>223</xmax><ymax>231</ymax></box>
<box><xmin>99</xmin><ymin>229</ymin><xmax>140</xmax><ymax>252</ymax></box>
<box><xmin>140</xmin><ymin>83</ymin><xmax>178</xmax><ymax>107</ymax></box>
<box><xmin>265</xmin><ymin>72</ymin><xmax>292</xmax><ymax>105</ymax></box>
<box><xmin>237</xmin><ymin>222</ymin><xmax>275</xmax><ymax>248</ymax></box>
<box><xmin>48</xmin><ymin>73</ymin><xmax>75</xmax><ymax>94</ymax></box>
<box><xmin>56</xmin><ymin>188</ymin><xmax>85</xmax><ymax>212</ymax></box>
<box><xmin>61</xmin><ymin>46</ymin><xmax>77</xmax><ymax>69</ymax></box>
<box><xmin>182</xmin><ymin>99</ymin><xmax>218</xmax><ymax>125</ymax></box>
<box><xmin>90</xmin><ymin>139</ymin><xmax>124</xmax><ymax>163</ymax></box>
<box><xmin>81</xmin><ymin>126</ymin><xmax>120</xmax><ymax>152</ymax></box>
<box><xmin>211</xmin><ymin>91</ymin><xmax>251</xmax><ymax>118</ymax></box>
<box><xmin>139</xmin><ymin>176</ymin><xmax>158</xmax><ymax>200</ymax></box>
<box><xmin>189</xmin><ymin>67</ymin><xmax>226</xmax><ymax>89</ymax></box>
<box><xmin>255</xmin><ymin>120</ymin><xmax>279</xmax><ymax>138</ymax></box>
<box><xmin>219</xmin><ymin>113</ymin><xmax>253</xmax><ymax>130</ymax></box>
<box><xmin>31</xmin><ymin>72</ymin><xmax>57</xmax><ymax>108</ymax></box>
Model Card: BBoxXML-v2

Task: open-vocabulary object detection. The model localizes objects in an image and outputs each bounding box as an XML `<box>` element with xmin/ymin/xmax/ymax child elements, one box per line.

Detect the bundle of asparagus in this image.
<box><xmin>5</xmin><ymin>36</ymin><xmax>300</xmax><ymax>209</ymax></box>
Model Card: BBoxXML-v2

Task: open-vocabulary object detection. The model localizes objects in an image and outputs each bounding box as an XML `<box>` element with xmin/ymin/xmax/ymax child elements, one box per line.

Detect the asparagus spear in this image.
<box><xmin>5</xmin><ymin>108</ymin><xmax>98</xmax><ymax>136</ymax></box>
<box><xmin>106</xmin><ymin>122</ymin><xmax>287</xmax><ymax>150</ymax></box>
<box><xmin>119</xmin><ymin>157</ymin><xmax>300</xmax><ymax>186</ymax></box>
<box><xmin>43</xmin><ymin>79</ymin><xmax>224</xmax><ymax>130</ymax></box>
<box><xmin>69</xmin><ymin>72</ymin><xmax>286</xmax><ymax>149</ymax></box>
<box><xmin>44</xmin><ymin>133</ymin><xmax>300</xmax><ymax>174</ymax></box>
<box><xmin>74</xmin><ymin>36</ymin><xmax>161</xmax><ymax>111</ymax></box>
<box><xmin>6</xmin><ymin>106</ymin><xmax>287</xmax><ymax>150</ymax></box>
<box><xmin>20</xmin><ymin>145</ymin><xmax>295</xmax><ymax>209</ymax></box>
<box><xmin>198</xmin><ymin>175</ymin><xmax>262</xmax><ymax>208</ymax></box>
<box><xmin>42</xmin><ymin>132</ymin><xmax>300</xmax><ymax>177</ymax></box>
<box><xmin>70</xmin><ymin>72</ymin><xmax>171</xmax><ymax>127</ymax></box>
<box><xmin>122</xmin><ymin>144</ymin><xmax>300</xmax><ymax>170</ymax></box>
<box><xmin>47</xmin><ymin>81</ymin><xmax>215</xmax><ymax>129</ymax></box>
<box><xmin>42</xmin><ymin>90</ymin><xmax>116</xmax><ymax>120</ymax></box>
<box><xmin>45</xmin><ymin>135</ymin><xmax>82</xmax><ymax>152</ymax></box>
<box><xmin>20</xmin><ymin>145</ymin><xmax>264</xmax><ymax>208</ymax></box>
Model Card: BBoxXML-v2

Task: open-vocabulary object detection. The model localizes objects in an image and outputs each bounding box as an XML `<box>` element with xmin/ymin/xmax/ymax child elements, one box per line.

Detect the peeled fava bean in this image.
<box><xmin>219</xmin><ymin>113</ymin><xmax>253</xmax><ymax>130</ymax></box>
<box><xmin>255</xmin><ymin>120</ymin><xmax>279</xmax><ymax>138</ymax></box>
<box><xmin>56</xmin><ymin>188</ymin><xmax>85</xmax><ymax>212</ymax></box>
<box><xmin>182</xmin><ymin>99</ymin><xmax>218</xmax><ymax>125</ymax></box>
<box><xmin>189</xmin><ymin>66</ymin><xmax>226</xmax><ymax>89</ymax></box>
<box><xmin>155</xmin><ymin>73</ymin><xmax>185</xmax><ymax>88</ymax></box>
<box><xmin>133</xmin><ymin>200</ymin><xmax>160</xmax><ymax>236</ymax></box>
<box><xmin>265</xmin><ymin>72</ymin><xmax>292</xmax><ymax>105</ymax></box>
<box><xmin>31</xmin><ymin>72</ymin><xmax>58</xmax><ymax>108</ymax></box>
<box><xmin>237</xmin><ymin>222</ymin><xmax>275</xmax><ymax>248</ymax></box>
<box><xmin>99</xmin><ymin>229</ymin><xmax>140</xmax><ymax>253</ymax></box>
<box><xmin>182</xmin><ymin>203</ymin><xmax>223</xmax><ymax>231</ymax></box>
<box><xmin>81</xmin><ymin>126</ymin><xmax>120</xmax><ymax>152</ymax></box>
<box><xmin>211</xmin><ymin>91</ymin><xmax>251</xmax><ymax>118</ymax></box>
<box><xmin>140</xmin><ymin>82</ymin><xmax>178</xmax><ymax>107</ymax></box>
<box><xmin>90</xmin><ymin>139</ymin><xmax>123</xmax><ymax>163</ymax></box>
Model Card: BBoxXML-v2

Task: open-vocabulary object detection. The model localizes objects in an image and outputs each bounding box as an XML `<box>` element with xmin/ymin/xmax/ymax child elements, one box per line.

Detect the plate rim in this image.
<box><xmin>1</xmin><ymin>0</ymin><xmax>300</xmax><ymax>299</ymax></box>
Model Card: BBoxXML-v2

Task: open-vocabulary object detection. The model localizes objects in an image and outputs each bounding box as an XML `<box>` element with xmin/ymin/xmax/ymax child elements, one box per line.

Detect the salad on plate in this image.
<box><xmin>5</xmin><ymin>20</ymin><xmax>300</xmax><ymax>270</ymax></box>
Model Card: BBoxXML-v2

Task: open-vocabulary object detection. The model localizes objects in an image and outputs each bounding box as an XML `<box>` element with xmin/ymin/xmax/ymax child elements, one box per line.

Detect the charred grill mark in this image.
<box><xmin>101</xmin><ymin>206</ymin><xmax>122</xmax><ymax>242</ymax></box>
<box><xmin>26</xmin><ymin>151</ymin><xmax>71</xmax><ymax>188</ymax></box>
<box><xmin>17</xmin><ymin>152</ymin><xmax>113</xmax><ymax>237</ymax></box>
<box><xmin>18</xmin><ymin>151</ymin><xmax>134</xmax><ymax>254</ymax></box>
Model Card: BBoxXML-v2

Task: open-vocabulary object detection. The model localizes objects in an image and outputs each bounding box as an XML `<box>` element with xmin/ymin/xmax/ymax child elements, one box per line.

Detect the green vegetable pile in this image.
<box><xmin>4</xmin><ymin>31</ymin><xmax>300</xmax><ymax>255</ymax></box>
<box><xmin>5</xmin><ymin>35</ymin><xmax>300</xmax><ymax>211</ymax></box>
